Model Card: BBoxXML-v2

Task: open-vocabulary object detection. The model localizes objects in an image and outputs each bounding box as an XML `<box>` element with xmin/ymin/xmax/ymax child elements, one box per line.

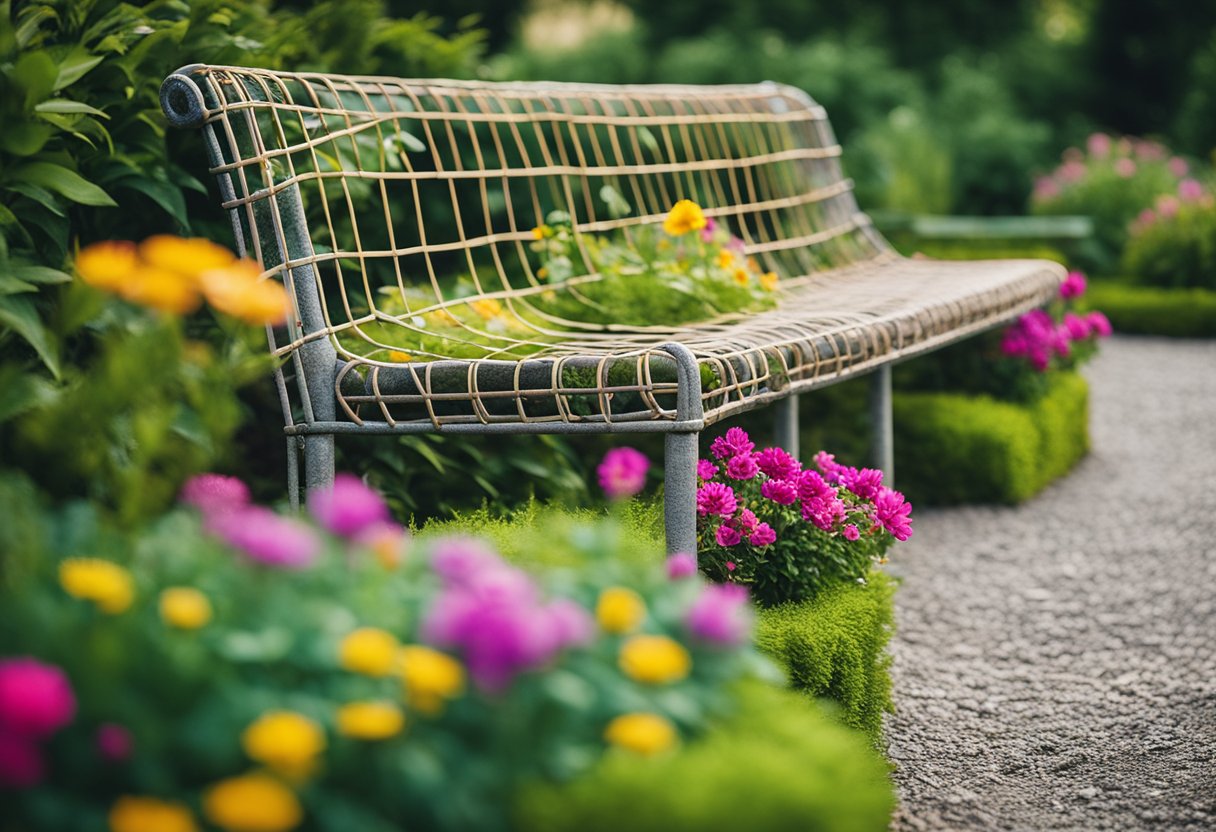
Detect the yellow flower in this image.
<box><xmin>121</xmin><ymin>267</ymin><xmax>202</xmax><ymax>314</ymax></box>
<box><xmin>604</xmin><ymin>713</ymin><xmax>679</xmax><ymax>756</ymax></box>
<box><xmin>427</xmin><ymin>308</ymin><xmax>461</xmax><ymax>327</ymax></box>
<box><xmin>241</xmin><ymin>712</ymin><xmax>325</xmax><ymax>778</ymax></box>
<box><xmin>662</xmin><ymin>199</ymin><xmax>708</xmax><ymax>236</ymax></box>
<box><xmin>336</xmin><ymin>701</ymin><xmax>405</xmax><ymax>741</ymax></box>
<box><xmin>59</xmin><ymin>558</ymin><xmax>134</xmax><ymax>614</ymax></box>
<box><xmin>469</xmin><ymin>297</ymin><xmax>503</xmax><ymax>320</ymax></box>
<box><xmin>159</xmin><ymin>587</ymin><xmax>212</xmax><ymax>630</ymax></box>
<box><xmin>732</xmin><ymin>268</ymin><xmax>750</xmax><ymax>287</ymax></box>
<box><xmin>596</xmin><ymin>587</ymin><xmax>646</xmax><ymax>634</ymax></box>
<box><xmin>139</xmin><ymin>235</ymin><xmax>236</xmax><ymax>274</ymax></box>
<box><xmin>109</xmin><ymin>796</ymin><xmax>200</xmax><ymax>832</ymax></box>
<box><xmin>204</xmin><ymin>773</ymin><xmax>302</xmax><ymax>832</ymax></box>
<box><xmin>746</xmin><ymin>256</ymin><xmax>761</xmax><ymax>273</ymax></box>
<box><xmin>531</xmin><ymin>225</ymin><xmax>552</xmax><ymax>240</ymax></box>
<box><xmin>401</xmin><ymin>645</ymin><xmax>465</xmax><ymax>716</ymax></box>
<box><xmin>619</xmin><ymin>635</ymin><xmax>691</xmax><ymax>685</ymax></box>
<box><xmin>716</xmin><ymin>249</ymin><xmax>734</xmax><ymax>269</ymax></box>
<box><xmin>339</xmin><ymin>627</ymin><xmax>400</xmax><ymax>677</ymax></box>
<box><xmin>200</xmin><ymin>261</ymin><xmax>289</xmax><ymax>326</ymax></box>
<box><xmin>387</xmin><ymin>350</ymin><xmax>412</xmax><ymax>363</ymax></box>
<box><xmin>759</xmin><ymin>271</ymin><xmax>779</xmax><ymax>292</ymax></box>
<box><xmin>76</xmin><ymin>241</ymin><xmax>139</xmax><ymax>291</ymax></box>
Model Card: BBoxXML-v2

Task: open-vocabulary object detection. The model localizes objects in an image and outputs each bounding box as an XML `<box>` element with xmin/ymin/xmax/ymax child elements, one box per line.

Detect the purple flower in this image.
<box><xmin>748</xmin><ymin>523</ymin><xmax>776</xmax><ymax>547</ymax></box>
<box><xmin>696</xmin><ymin>482</ymin><xmax>737</xmax><ymax>517</ymax></box>
<box><xmin>873</xmin><ymin>487</ymin><xmax>914</xmax><ymax>541</ymax></box>
<box><xmin>839</xmin><ymin>467</ymin><xmax>884</xmax><ymax>501</ymax></box>
<box><xmin>696</xmin><ymin>459</ymin><xmax>718</xmax><ymax>481</ymax></box>
<box><xmin>308</xmin><ymin>473</ymin><xmax>390</xmax><ymax>538</ymax></box>
<box><xmin>760</xmin><ymin>478</ymin><xmax>798</xmax><ymax>506</ymax></box>
<box><xmin>725</xmin><ymin>453</ymin><xmax>759</xmax><ymax>480</ymax></box>
<box><xmin>597</xmin><ymin>447</ymin><xmax>650</xmax><ymax>500</ymax></box>
<box><xmin>666</xmin><ymin>552</ymin><xmax>698</xmax><ymax>579</ymax></box>
<box><xmin>1059</xmin><ymin>270</ymin><xmax>1087</xmax><ymax>300</ymax></box>
<box><xmin>754</xmin><ymin>447</ymin><xmax>801</xmax><ymax>481</ymax></box>
<box><xmin>179</xmin><ymin>474</ymin><xmax>250</xmax><ymax>516</ymax></box>
<box><xmin>715</xmin><ymin>524</ymin><xmax>743</xmax><ymax>547</ymax></box>
<box><xmin>709</xmin><ymin>427</ymin><xmax>754</xmax><ymax>460</ymax></box>
<box><xmin>544</xmin><ymin>599</ymin><xmax>596</xmax><ymax>649</ymax></box>
<box><xmin>685</xmin><ymin>583</ymin><xmax>752</xmax><ymax>646</ymax></box>
<box><xmin>812</xmin><ymin>451</ymin><xmax>843</xmax><ymax>483</ymax></box>
<box><xmin>842</xmin><ymin>524</ymin><xmax>860</xmax><ymax>541</ymax></box>
<box><xmin>430</xmin><ymin>537</ymin><xmax>500</xmax><ymax>585</ymax></box>
<box><xmin>1087</xmin><ymin>311</ymin><xmax>1112</xmax><ymax>337</ymax></box>
<box><xmin>210</xmin><ymin>506</ymin><xmax>321</xmax><ymax>569</ymax></box>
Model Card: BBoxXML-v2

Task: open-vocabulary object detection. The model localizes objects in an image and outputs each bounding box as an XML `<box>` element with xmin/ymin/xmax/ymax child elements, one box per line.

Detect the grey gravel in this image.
<box><xmin>886</xmin><ymin>336</ymin><xmax>1216</xmax><ymax>831</ymax></box>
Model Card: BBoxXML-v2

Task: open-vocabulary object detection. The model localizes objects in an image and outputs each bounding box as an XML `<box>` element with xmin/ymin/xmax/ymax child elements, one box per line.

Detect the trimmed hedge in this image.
<box><xmin>1085</xmin><ymin>283</ymin><xmax>1216</xmax><ymax>338</ymax></box>
<box><xmin>755</xmin><ymin>573</ymin><xmax>895</xmax><ymax>743</ymax></box>
<box><xmin>513</xmin><ymin>679</ymin><xmax>895</xmax><ymax>832</ymax></box>
<box><xmin>893</xmin><ymin>371</ymin><xmax>1089</xmax><ymax>505</ymax></box>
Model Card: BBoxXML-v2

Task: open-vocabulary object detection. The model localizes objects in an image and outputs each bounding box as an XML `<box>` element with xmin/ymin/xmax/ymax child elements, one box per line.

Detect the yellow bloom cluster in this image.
<box><xmin>109</xmin><ymin>796</ymin><xmax>199</xmax><ymax>832</ymax></box>
<box><xmin>595</xmin><ymin>587</ymin><xmax>646</xmax><ymax>634</ymax></box>
<box><xmin>401</xmin><ymin>645</ymin><xmax>465</xmax><ymax>716</ymax></box>
<box><xmin>336</xmin><ymin>701</ymin><xmax>405</xmax><ymax>741</ymax></box>
<box><xmin>204</xmin><ymin>773</ymin><xmax>302</xmax><ymax>832</ymax></box>
<box><xmin>618</xmin><ymin>635</ymin><xmax>692</xmax><ymax>684</ymax></box>
<box><xmin>604</xmin><ymin>712</ymin><xmax>678</xmax><ymax>756</ymax></box>
<box><xmin>59</xmin><ymin>558</ymin><xmax>134</xmax><ymax>615</ymax></box>
<box><xmin>338</xmin><ymin>627</ymin><xmax>400</xmax><ymax>677</ymax></box>
<box><xmin>241</xmin><ymin>712</ymin><xmax>325</xmax><ymax>779</ymax></box>
<box><xmin>159</xmin><ymin>587</ymin><xmax>212</xmax><ymax>630</ymax></box>
<box><xmin>663</xmin><ymin>199</ymin><xmax>708</xmax><ymax>236</ymax></box>
<box><xmin>75</xmin><ymin>236</ymin><xmax>288</xmax><ymax>324</ymax></box>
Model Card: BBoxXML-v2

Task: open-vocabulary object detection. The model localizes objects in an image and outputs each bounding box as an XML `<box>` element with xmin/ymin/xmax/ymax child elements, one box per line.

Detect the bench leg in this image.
<box><xmin>664</xmin><ymin>430</ymin><xmax>699</xmax><ymax>555</ymax></box>
<box><xmin>773</xmin><ymin>394</ymin><xmax>800</xmax><ymax>459</ymax></box>
<box><xmin>870</xmin><ymin>365</ymin><xmax>894</xmax><ymax>484</ymax></box>
<box><xmin>303</xmin><ymin>434</ymin><xmax>335</xmax><ymax>497</ymax></box>
<box><xmin>287</xmin><ymin>436</ymin><xmax>302</xmax><ymax>510</ymax></box>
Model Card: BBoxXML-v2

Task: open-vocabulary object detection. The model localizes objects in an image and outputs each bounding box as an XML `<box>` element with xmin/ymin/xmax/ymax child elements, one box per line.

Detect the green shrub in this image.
<box><xmin>893</xmin><ymin>371</ymin><xmax>1089</xmax><ymax>505</ymax></box>
<box><xmin>513</xmin><ymin>679</ymin><xmax>895</xmax><ymax>832</ymax></box>
<box><xmin>1083</xmin><ymin>283</ymin><xmax>1216</xmax><ymax>338</ymax></box>
<box><xmin>754</xmin><ymin>573</ymin><xmax>895</xmax><ymax>743</ymax></box>
<box><xmin>1122</xmin><ymin>198</ymin><xmax>1216</xmax><ymax>290</ymax></box>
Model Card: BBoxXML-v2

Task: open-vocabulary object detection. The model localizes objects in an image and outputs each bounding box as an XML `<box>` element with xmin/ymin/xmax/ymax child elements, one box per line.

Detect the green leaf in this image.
<box><xmin>53</xmin><ymin>50</ymin><xmax>105</xmax><ymax>91</ymax></box>
<box><xmin>34</xmin><ymin>99</ymin><xmax>109</xmax><ymax>118</ymax></box>
<box><xmin>0</xmin><ymin>364</ymin><xmax>56</xmax><ymax>424</ymax></box>
<box><xmin>113</xmin><ymin>176</ymin><xmax>188</xmax><ymax>227</ymax></box>
<box><xmin>14</xmin><ymin>6</ymin><xmax>58</xmax><ymax>48</ymax></box>
<box><xmin>8</xmin><ymin>162</ymin><xmax>117</xmax><ymax>207</ymax></box>
<box><xmin>11</xmin><ymin>264</ymin><xmax>72</xmax><ymax>285</ymax></box>
<box><xmin>0</xmin><ymin>122</ymin><xmax>53</xmax><ymax>156</ymax></box>
<box><xmin>0</xmin><ymin>294</ymin><xmax>60</xmax><ymax>379</ymax></box>
<box><xmin>637</xmin><ymin>126</ymin><xmax>660</xmax><ymax>155</ymax></box>
<box><xmin>7</xmin><ymin>182</ymin><xmax>67</xmax><ymax>216</ymax></box>
<box><xmin>0</xmin><ymin>275</ymin><xmax>37</xmax><ymax>295</ymax></box>
<box><xmin>599</xmin><ymin>184</ymin><xmax>633</xmax><ymax>219</ymax></box>
<box><xmin>11</xmin><ymin>51</ymin><xmax>58</xmax><ymax>108</ymax></box>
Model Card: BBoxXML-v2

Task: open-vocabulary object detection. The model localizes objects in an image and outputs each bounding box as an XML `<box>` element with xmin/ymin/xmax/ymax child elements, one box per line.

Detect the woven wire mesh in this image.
<box><xmin>172</xmin><ymin>65</ymin><xmax>1063</xmax><ymax>430</ymax></box>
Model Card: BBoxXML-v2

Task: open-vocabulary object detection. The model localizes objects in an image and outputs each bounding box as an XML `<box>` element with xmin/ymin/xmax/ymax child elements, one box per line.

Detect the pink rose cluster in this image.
<box><xmin>696</xmin><ymin>428</ymin><xmax>914</xmax><ymax>550</ymax></box>
<box><xmin>1131</xmin><ymin>178</ymin><xmax>1212</xmax><ymax>235</ymax></box>
<box><xmin>999</xmin><ymin>273</ymin><xmax>1111</xmax><ymax>372</ymax></box>
<box><xmin>182</xmin><ymin>472</ymin><xmax>408</xmax><ymax>570</ymax></box>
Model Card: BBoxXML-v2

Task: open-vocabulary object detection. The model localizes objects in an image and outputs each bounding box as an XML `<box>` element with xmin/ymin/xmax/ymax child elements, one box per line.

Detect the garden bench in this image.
<box><xmin>159</xmin><ymin>65</ymin><xmax>1064</xmax><ymax>554</ymax></box>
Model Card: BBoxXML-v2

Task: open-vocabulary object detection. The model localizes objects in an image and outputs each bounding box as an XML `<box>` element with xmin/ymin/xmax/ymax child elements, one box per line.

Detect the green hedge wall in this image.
<box><xmin>892</xmin><ymin>371</ymin><xmax>1089</xmax><ymax>505</ymax></box>
<box><xmin>512</xmin><ymin>679</ymin><xmax>895</xmax><ymax>832</ymax></box>
<box><xmin>1086</xmin><ymin>283</ymin><xmax>1216</xmax><ymax>338</ymax></box>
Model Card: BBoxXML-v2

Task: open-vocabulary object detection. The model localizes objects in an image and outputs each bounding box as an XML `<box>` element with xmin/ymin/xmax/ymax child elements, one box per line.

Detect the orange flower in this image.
<box><xmin>200</xmin><ymin>261</ymin><xmax>289</xmax><ymax>326</ymax></box>
<box><xmin>75</xmin><ymin>241</ymin><xmax>138</xmax><ymax>291</ymax></box>
<box><xmin>732</xmin><ymin>268</ymin><xmax>750</xmax><ymax>287</ymax></box>
<box><xmin>122</xmin><ymin>267</ymin><xmax>202</xmax><ymax>314</ymax></box>
<box><xmin>140</xmin><ymin>235</ymin><xmax>235</xmax><ymax>274</ymax></box>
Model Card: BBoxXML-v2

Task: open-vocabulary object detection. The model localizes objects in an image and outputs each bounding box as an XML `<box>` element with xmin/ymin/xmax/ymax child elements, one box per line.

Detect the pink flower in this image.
<box><xmin>210</xmin><ymin>506</ymin><xmax>321</xmax><ymax>569</ymax></box>
<box><xmin>725</xmin><ymin>453</ymin><xmax>759</xmax><ymax>480</ymax></box>
<box><xmin>1033</xmin><ymin>177</ymin><xmax>1060</xmax><ymax>201</ymax></box>
<box><xmin>685</xmin><ymin>583</ymin><xmax>752</xmax><ymax>646</ymax></box>
<box><xmin>732</xmin><ymin>508</ymin><xmax>759</xmax><ymax>534</ymax></box>
<box><xmin>1114</xmin><ymin>158</ymin><xmax>1137</xmax><ymax>178</ymax></box>
<box><xmin>430</xmin><ymin>537</ymin><xmax>500</xmax><ymax>585</ymax></box>
<box><xmin>1051</xmin><ymin>325</ymin><xmax>1072</xmax><ymax>357</ymax></box>
<box><xmin>1169</xmin><ymin>156</ymin><xmax>1189</xmax><ymax>177</ymax></box>
<box><xmin>1087</xmin><ymin>133</ymin><xmax>1111</xmax><ymax>158</ymax></box>
<box><xmin>1059</xmin><ymin>270</ymin><xmax>1087</xmax><ymax>300</ymax></box>
<box><xmin>179</xmin><ymin>474</ymin><xmax>250</xmax><ymax>516</ymax></box>
<box><xmin>796</xmin><ymin>469</ymin><xmax>835</xmax><ymax>503</ymax></box>
<box><xmin>596</xmin><ymin>447</ymin><xmax>651</xmax><ymax>500</ymax></box>
<box><xmin>1063</xmin><ymin>312</ymin><xmax>1092</xmax><ymax>340</ymax></box>
<box><xmin>812</xmin><ymin>451</ymin><xmax>843</xmax><ymax>483</ymax></box>
<box><xmin>754</xmin><ymin>447</ymin><xmax>801</xmax><ymax>480</ymax></box>
<box><xmin>1179</xmin><ymin>178</ymin><xmax>1205</xmax><ymax>201</ymax></box>
<box><xmin>1087</xmin><ymin>311</ymin><xmax>1112</xmax><ymax>337</ymax></box>
<box><xmin>696</xmin><ymin>482</ymin><xmax>737</xmax><ymax>517</ymax></box>
<box><xmin>544</xmin><ymin>599</ymin><xmax>596</xmax><ymax>649</ymax></box>
<box><xmin>1133</xmin><ymin>139</ymin><xmax>1165</xmax><ymax>161</ymax></box>
<box><xmin>760</xmin><ymin>478</ymin><xmax>798</xmax><ymax>506</ymax></box>
<box><xmin>308</xmin><ymin>473</ymin><xmax>391</xmax><ymax>537</ymax></box>
<box><xmin>801</xmin><ymin>496</ymin><xmax>846</xmax><ymax>530</ymax></box>
<box><xmin>1157</xmin><ymin>194</ymin><xmax>1180</xmax><ymax>219</ymax></box>
<box><xmin>725</xmin><ymin>561</ymin><xmax>736</xmax><ymax>572</ymax></box>
<box><xmin>839</xmin><ymin>467</ymin><xmax>884</xmax><ymax>501</ymax></box>
<box><xmin>0</xmin><ymin>658</ymin><xmax>75</xmax><ymax>740</ymax></box>
<box><xmin>1057</xmin><ymin>160</ymin><xmax>1086</xmax><ymax>183</ymax></box>
<box><xmin>699</xmin><ymin>217</ymin><xmax>718</xmax><ymax>242</ymax></box>
<box><xmin>715</xmin><ymin>524</ymin><xmax>743</xmax><ymax>547</ymax></box>
<box><xmin>749</xmin><ymin>523</ymin><xmax>776</xmax><ymax>547</ymax></box>
<box><xmin>666</xmin><ymin>552</ymin><xmax>698</xmax><ymax>579</ymax></box>
<box><xmin>0</xmin><ymin>733</ymin><xmax>43</xmax><ymax>789</ymax></box>
<box><xmin>696</xmin><ymin>459</ymin><xmax>718</xmax><ymax>481</ymax></box>
<box><xmin>842</xmin><ymin>524</ymin><xmax>860</xmax><ymax>541</ymax></box>
<box><xmin>96</xmin><ymin>723</ymin><xmax>133</xmax><ymax>762</ymax></box>
<box><xmin>710</xmin><ymin>427</ymin><xmax>754</xmax><ymax>460</ymax></box>
<box><xmin>873</xmin><ymin>487</ymin><xmax>914</xmax><ymax>541</ymax></box>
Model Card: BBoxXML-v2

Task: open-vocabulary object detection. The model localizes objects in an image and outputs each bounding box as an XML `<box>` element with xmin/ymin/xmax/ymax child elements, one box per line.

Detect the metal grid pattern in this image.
<box><xmin>161</xmin><ymin>65</ymin><xmax>1064</xmax><ymax>432</ymax></box>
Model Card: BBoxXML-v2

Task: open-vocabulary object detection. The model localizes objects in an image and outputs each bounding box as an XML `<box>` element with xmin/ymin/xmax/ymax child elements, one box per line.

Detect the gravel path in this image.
<box><xmin>886</xmin><ymin>335</ymin><xmax>1216</xmax><ymax>831</ymax></box>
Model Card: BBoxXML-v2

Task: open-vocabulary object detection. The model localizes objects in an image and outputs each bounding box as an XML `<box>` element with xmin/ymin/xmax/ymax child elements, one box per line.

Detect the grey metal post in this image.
<box><xmin>870</xmin><ymin>365</ymin><xmax>894</xmax><ymax>484</ymax></box>
<box><xmin>659</xmin><ymin>343</ymin><xmax>704</xmax><ymax>556</ymax></box>
<box><xmin>773</xmin><ymin>394</ymin><xmax>799</xmax><ymax>459</ymax></box>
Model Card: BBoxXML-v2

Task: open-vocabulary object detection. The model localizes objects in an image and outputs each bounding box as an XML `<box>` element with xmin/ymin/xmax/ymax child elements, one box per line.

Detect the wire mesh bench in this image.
<box><xmin>160</xmin><ymin>65</ymin><xmax>1064</xmax><ymax>554</ymax></box>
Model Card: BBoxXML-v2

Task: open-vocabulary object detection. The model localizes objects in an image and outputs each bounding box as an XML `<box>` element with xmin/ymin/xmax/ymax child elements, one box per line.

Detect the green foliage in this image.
<box><xmin>754</xmin><ymin>572</ymin><xmax>895</xmax><ymax>743</ymax></box>
<box><xmin>1083</xmin><ymin>282</ymin><xmax>1216</xmax><ymax>338</ymax></box>
<box><xmin>1122</xmin><ymin>199</ymin><xmax>1216</xmax><ymax>290</ymax></box>
<box><xmin>893</xmin><ymin>371</ymin><xmax>1090</xmax><ymax>506</ymax></box>
<box><xmin>513</xmin><ymin>678</ymin><xmax>895</xmax><ymax>832</ymax></box>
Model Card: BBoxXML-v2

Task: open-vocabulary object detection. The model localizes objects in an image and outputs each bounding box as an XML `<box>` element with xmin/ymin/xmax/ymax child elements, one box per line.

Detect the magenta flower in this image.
<box><xmin>1059</xmin><ymin>270</ymin><xmax>1087</xmax><ymax>300</ymax></box>
<box><xmin>839</xmin><ymin>467</ymin><xmax>884</xmax><ymax>501</ymax></box>
<box><xmin>1051</xmin><ymin>324</ymin><xmax>1072</xmax><ymax>357</ymax></box>
<box><xmin>842</xmin><ymin>524</ymin><xmax>860</xmax><ymax>541</ymax></box>
<box><xmin>210</xmin><ymin>506</ymin><xmax>321</xmax><ymax>569</ymax></box>
<box><xmin>1087</xmin><ymin>311</ymin><xmax>1112</xmax><ymax>337</ymax></box>
<box><xmin>699</xmin><ymin>217</ymin><xmax>718</xmax><ymax>242</ymax></box>
<box><xmin>96</xmin><ymin>723</ymin><xmax>133</xmax><ymax>762</ymax></box>
<box><xmin>696</xmin><ymin>482</ymin><xmax>737</xmax><ymax>517</ymax></box>
<box><xmin>1063</xmin><ymin>312</ymin><xmax>1092</xmax><ymax>340</ymax></box>
<box><xmin>802</xmin><ymin>496</ymin><xmax>846</xmax><ymax>531</ymax></box>
<box><xmin>725</xmin><ymin>453</ymin><xmax>759</xmax><ymax>480</ymax></box>
<box><xmin>0</xmin><ymin>733</ymin><xmax>43</xmax><ymax>789</ymax></box>
<box><xmin>709</xmin><ymin>427</ymin><xmax>754</xmax><ymax>460</ymax></box>
<box><xmin>749</xmin><ymin>523</ymin><xmax>776</xmax><ymax>547</ymax></box>
<box><xmin>715</xmin><ymin>524</ymin><xmax>743</xmax><ymax>547</ymax></box>
<box><xmin>754</xmin><ymin>447</ymin><xmax>801</xmax><ymax>480</ymax></box>
<box><xmin>597</xmin><ymin>447</ymin><xmax>650</xmax><ymax>500</ymax></box>
<box><xmin>308</xmin><ymin>473</ymin><xmax>391</xmax><ymax>537</ymax></box>
<box><xmin>685</xmin><ymin>583</ymin><xmax>752</xmax><ymax>646</ymax></box>
<box><xmin>543</xmin><ymin>599</ymin><xmax>596</xmax><ymax>649</ymax></box>
<box><xmin>430</xmin><ymin>537</ymin><xmax>500</xmax><ymax>585</ymax></box>
<box><xmin>0</xmin><ymin>658</ymin><xmax>75</xmax><ymax>740</ymax></box>
<box><xmin>725</xmin><ymin>561</ymin><xmax>736</xmax><ymax>572</ymax></box>
<box><xmin>760</xmin><ymin>478</ymin><xmax>798</xmax><ymax>506</ymax></box>
<box><xmin>732</xmin><ymin>508</ymin><xmax>759</xmax><ymax>534</ymax></box>
<box><xmin>796</xmin><ymin>469</ymin><xmax>835</xmax><ymax>503</ymax></box>
<box><xmin>812</xmin><ymin>451</ymin><xmax>843</xmax><ymax>483</ymax></box>
<box><xmin>696</xmin><ymin>459</ymin><xmax>718</xmax><ymax>481</ymax></box>
<box><xmin>179</xmin><ymin>474</ymin><xmax>250</xmax><ymax>516</ymax></box>
<box><xmin>666</xmin><ymin>552</ymin><xmax>698</xmax><ymax>579</ymax></box>
<box><xmin>873</xmin><ymin>487</ymin><xmax>914</xmax><ymax>541</ymax></box>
